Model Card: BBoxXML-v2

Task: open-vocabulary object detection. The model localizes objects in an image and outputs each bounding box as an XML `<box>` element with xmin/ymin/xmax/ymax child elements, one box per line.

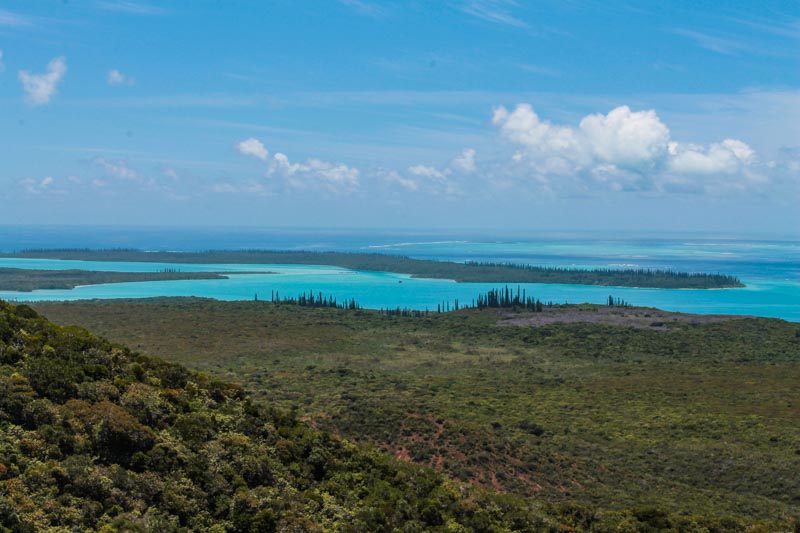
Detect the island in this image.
<box><xmin>0</xmin><ymin>267</ymin><xmax>271</xmax><ymax>292</ymax></box>
<box><xmin>1</xmin><ymin>249</ymin><xmax>744</xmax><ymax>289</ymax></box>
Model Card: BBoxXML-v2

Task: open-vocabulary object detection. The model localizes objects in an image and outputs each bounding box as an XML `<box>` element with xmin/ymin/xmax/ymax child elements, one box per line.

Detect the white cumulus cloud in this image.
<box><xmin>408</xmin><ymin>165</ymin><xmax>447</xmax><ymax>180</ymax></box>
<box><xmin>18</xmin><ymin>56</ymin><xmax>67</xmax><ymax>106</ymax></box>
<box><xmin>270</xmin><ymin>153</ymin><xmax>360</xmax><ymax>193</ymax></box>
<box><xmin>93</xmin><ymin>157</ymin><xmax>141</xmax><ymax>181</ymax></box>
<box><xmin>669</xmin><ymin>139</ymin><xmax>756</xmax><ymax>175</ymax></box>
<box><xmin>451</xmin><ymin>148</ymin><xmax>477</xmax><ymax>173</ymax></box>
<box><xmin>378</xmin><ymin>169</ymin><xmax>420</xmax><ymax>191</ymax></box>
<box><xmin>579</xmin><ymin>106</ymin><xmax>670</xmax><ymax>171</ymax></box>
<box><xmin>236</xmin><ymin>138</ymin><xmax>269</xmax><ymax>161</ymax></box>
<box><xmin>493</xmin><ymin>104</ymin><xmax>587</xmax><ymax>165</ymax></box>
<box><xmin>18</xmin><ymin>176</ymin><xmax>55</xmax><ymax>194</ymax></box>
<box><xmin>391</xmin><ymin>148</ymin><xmax>476</xmax><ymax>196</ymax></box>
<box><xmin>234</xmin><ymin>138</ymin><xmax>360</xmax><ymax>193</ymax></box>
<box><xmin>492</xmin><ymin>103</ymin><xmax>762</xmax><ymax>194</ymax></box>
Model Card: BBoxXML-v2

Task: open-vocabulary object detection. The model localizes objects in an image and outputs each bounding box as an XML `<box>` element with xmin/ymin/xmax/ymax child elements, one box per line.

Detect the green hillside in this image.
<box><xmin>0</xmin><ymin>300</ymin><xmax>536</xmax><ymax>532</ymax></box>
<box><xmin>8</xmin><ymin>300</ymin><xmax>784</xmax><ymax>531</ymax></box>
<box><xmin>25</xmin><ymin>298</ymin><xmax>800</xmax><ymax>531</ymax></box>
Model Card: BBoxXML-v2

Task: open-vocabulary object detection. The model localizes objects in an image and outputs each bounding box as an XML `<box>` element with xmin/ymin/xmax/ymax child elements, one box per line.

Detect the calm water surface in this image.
<box><xmin>0</xmin><ymin>227</ymin><xmax>797</xmax><ymax>321</ymax></box>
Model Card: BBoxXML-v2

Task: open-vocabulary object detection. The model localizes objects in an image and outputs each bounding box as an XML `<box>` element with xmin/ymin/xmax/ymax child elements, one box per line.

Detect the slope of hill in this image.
<box><xmin>1</xmin><ymin>300</ymin><xmax>546</xmax><ymax>532</ymax></box>
<box><xmin>6</xmin><ymin>300</ymin><xmax>780</xmax><ymax>531</ymax></box>
<box><xmin>24</xmin><ymin>298</ymin><xmax>800</xmax><ymax>531</ymax></box>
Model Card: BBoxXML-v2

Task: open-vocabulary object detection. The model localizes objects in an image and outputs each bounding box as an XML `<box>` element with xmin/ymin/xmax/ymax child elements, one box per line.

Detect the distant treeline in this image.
<box><xmin>264</xmin><ymin>289</ymin><xmax>360</xmax><ymax>310</ymax></box>
<box><xmin>464</xmin><ymin>261</ymin><xmax>742</xmax><ymax>288</ymax></box>
<box><xmin>476</xmin><ymin>286</ymin><xmax>547</xmax><ymax>311</ymax></box>
<box><xmin>5</xmin><ymin>249</ymin><xmax>744</xmax><ymax>289</ymax></box>
<box><xmin>266</xmin><ymin>286</ymin><xmax>629</xmax><ymax>316</ymax></box>
<box><xmin>0</xmin><ymin>268</ymin><xmax>249</xmax><ymax>292</ymax></box>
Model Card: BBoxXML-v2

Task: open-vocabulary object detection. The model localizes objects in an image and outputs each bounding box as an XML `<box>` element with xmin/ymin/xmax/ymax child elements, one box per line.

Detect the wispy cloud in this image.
<box><xmin>0</xmin><ymin>9</ymin><xmax>32</xmax><ymax>27</ymax></box>
<box><xmin>725</xmin><ymin>14</ymin><xmax>800</xmax><ymax>40</ymax></box>
<box><xmin>18</xmin><ymin>176</ymin><xmax>60</xmax><ymax>195</ymax></box>
<box><xmin>93</xmin><ymin>157</ymin><xmax>141</xmax><ymax>181</ymax></box>
<box><xmin>338</xmin><ymin>0</ymin><xmax>387</xmax><ymax>18</ymax></box>
<box><xmin>458</xmin><ymin>0</ymin><xmax>527</xmax><ymax>28</ymax></box>
<box><xmin>67</xmin><ymin>94</ymin><xmax>261</xmax><ymax>108</ymax></box>
<box><xmin>209</xmin><ymin>180</ymin><xmax>269</xmax><ymax>196</ymax></box>
<box><xmin>517</xmin><ymin>63</ymin><xmax>561</xmax><ymax>77</ymax></box>
<box><xmin>383</xmin><ymin>148</ymin><xmax>476</xmax><ymax>196</ymax></box>
<box><xmin>671</xmin><ymin>28</ymin><xmax>753</xmax><ymax>55</ymax></box>
<box><xmin>96</xmin><ymin>1</ymin><xmax>167</xmax><ymax>15</ymax></box>
<box><xmin>188</xmin><ymin>118</ymin><xmax>321</xmax><ymax>138</ymax></box>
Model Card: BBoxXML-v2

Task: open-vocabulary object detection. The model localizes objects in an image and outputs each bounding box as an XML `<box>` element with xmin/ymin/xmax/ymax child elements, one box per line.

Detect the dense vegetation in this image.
<box><xmin>3</xmin><ymin>301</ymin><xmax>781</xmax><ymax>532</ymax></box>
<box><xmin>31</xmin><ymin>297</ymin><xmax>800</xmax><ymax>530</ymax></box>
<box><xmin>266</xmin><ymin>290</ymin><xmax>361</xmax><ymax>310</ymax></box>
<box><xmin>0</xmin><ymin>299</ymin><xmax>586</xmax><ymax>531</ymax></box>
<box><xmin>462</xmin><ymin>261</ymin><xmax>742</xmax><ymax>288</ymax></box>
<box><xmin>0</xmin><ymin>268</ymin><xmax>259</xmax><ymax>292</ymax></box>
<box><xmin>4</xmin><ymin>249</ymin><xmax>744</xmax><ymax>288</ymax></box>
<box><xmin>274</xmin><ymin>287</ymin><xmax>554</xmax><ymax>314</ymax></box>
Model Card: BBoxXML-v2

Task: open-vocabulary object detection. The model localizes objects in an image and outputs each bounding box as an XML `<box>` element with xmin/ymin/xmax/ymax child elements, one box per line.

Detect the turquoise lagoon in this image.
<box><xmin>1</xmin><ymin>254</ymin><xmax>798</xmax><ymax>322</ymax></box>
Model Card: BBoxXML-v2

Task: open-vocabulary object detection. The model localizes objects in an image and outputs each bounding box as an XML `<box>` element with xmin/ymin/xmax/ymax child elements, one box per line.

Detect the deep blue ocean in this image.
<box><xmin>0</xmin><ymin>226</ymin><xmax>797</xmax><ymax>321</ymax></box>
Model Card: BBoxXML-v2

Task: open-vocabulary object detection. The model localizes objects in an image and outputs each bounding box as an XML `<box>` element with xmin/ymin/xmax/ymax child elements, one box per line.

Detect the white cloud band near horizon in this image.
<box><xmin>226</xmin><ymin>100</ymin><xmax>788</xmax><ymax>198</ymax></box>
<box><xmin>15</xmin><ymin>101</ymin><xmax>796</xmax><ymax>202</ymax></box>
<box><xmin>236</xmin><ymin>139</ymin><xmax>360</xmax><ymax>193</ymax></box>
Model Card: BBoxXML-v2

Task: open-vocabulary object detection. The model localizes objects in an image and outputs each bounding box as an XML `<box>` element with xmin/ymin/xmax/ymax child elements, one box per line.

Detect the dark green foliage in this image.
<box><xmin>474</xmin><ymin>285</ymin><xmax>547</xmax><ymax>310</ymax></box>
<box><xmin>4</xmin><ymin>249</ymin><xmax>744</xmax><ymax>288</ymax></box>
<box><xmin>28</xmin><ymin>297</ymin><xmax>800</xmax><ymax>531</ymax></box>
<box><xmin>270</xmin><ymin>289</ymin><xmax>360</xmax><ymax>310</ymax></box>
<box><xmin>606</xmin><ymin>294</ymin><xmax>630</xmax><ymax>307</ymax></box>
<box><xmin>464</xmin><ymin>261</ymin><xmax>742</xmax><ymax>288</ymax></box>
<box><xmin>0</xmin><ymin>267</ymin><xmax>245</xmax><ymax>292</ymax></box>
<box><xmin>0</xmin><ymin>299</ymin><xmax>609</xmax><ymax>531</ymax></box>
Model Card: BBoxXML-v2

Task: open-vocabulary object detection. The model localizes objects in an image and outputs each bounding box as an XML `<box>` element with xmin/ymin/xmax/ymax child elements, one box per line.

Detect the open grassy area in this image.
<box><xmin>32</xmin><ymin>298</ymin><xmax>800</xmax><ymax>524</ymax></box>
<box><xmin>4</xmin><ymin>249</ymin><xmax>744</xmax><ymax>288</ymax></box>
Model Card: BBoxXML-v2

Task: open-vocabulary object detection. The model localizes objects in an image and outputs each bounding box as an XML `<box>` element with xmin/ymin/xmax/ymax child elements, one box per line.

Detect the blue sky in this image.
<box><xmin>1</xmin><ymin>0</ymin><xmax>798</xmax><ymax>235</ymax></box>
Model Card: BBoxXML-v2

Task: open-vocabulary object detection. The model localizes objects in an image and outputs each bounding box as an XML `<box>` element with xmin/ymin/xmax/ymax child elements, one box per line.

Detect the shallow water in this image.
<box><xmin>0</xmin><ymin>227</ymin><xmax>797</xmax><ymax>320</ymax></box>
<box><xmin>0</xmin><ymin>256</ymin><xmax>797</xmax><ymax>321</ymax></box>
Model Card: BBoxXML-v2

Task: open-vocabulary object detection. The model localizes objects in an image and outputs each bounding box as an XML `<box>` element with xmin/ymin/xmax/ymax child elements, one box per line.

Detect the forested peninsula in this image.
<box><xmin>3</xmin><ymin>249</ymin><xmax>744</xmax><ymax>289</ymax></box>
<box><xmin>0</xmin><ymin>268</ymin><xmax>259</xmax><ymax>292</ymax></box>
